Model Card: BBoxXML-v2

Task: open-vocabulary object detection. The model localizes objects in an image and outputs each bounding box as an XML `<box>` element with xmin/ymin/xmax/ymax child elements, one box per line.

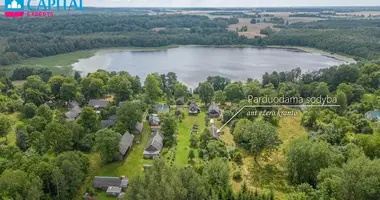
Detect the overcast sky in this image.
<box><xmin>86</xmin><ymin>0</ymin><xmax>379</xmax><ymax>7</ymax></box>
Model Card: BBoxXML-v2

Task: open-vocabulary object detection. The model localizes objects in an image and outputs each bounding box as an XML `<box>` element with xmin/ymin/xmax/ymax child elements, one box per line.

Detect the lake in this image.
<box><xmin>72</xmin><ymin>46</ymin><xmax>348</xmax><ymax>88</ymax></box>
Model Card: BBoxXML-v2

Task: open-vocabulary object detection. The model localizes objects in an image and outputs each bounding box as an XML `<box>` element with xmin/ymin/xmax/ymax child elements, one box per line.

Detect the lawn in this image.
<box><xmin>174</xmin><ymin>108</ymin><xmax>206</xmax><ymax>167</ymax></box>
<box><xmin>0</xmin><ymin>112</ymin><xmax>23</xmax><ymax>146</ymax></box>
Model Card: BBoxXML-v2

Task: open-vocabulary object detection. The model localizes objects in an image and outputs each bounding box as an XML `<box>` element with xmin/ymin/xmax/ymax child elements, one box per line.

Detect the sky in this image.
<box><xmin>86</xmin><ymin>0</ymin><xmax>379</xmax><ymax>7</ymax></box>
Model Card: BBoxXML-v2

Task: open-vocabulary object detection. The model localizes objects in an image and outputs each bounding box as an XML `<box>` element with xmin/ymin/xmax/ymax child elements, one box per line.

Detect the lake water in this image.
<box><xmin>72</xmin><ymin>47</ymin><xmax>348</xmax><ymax>88</ymax></box>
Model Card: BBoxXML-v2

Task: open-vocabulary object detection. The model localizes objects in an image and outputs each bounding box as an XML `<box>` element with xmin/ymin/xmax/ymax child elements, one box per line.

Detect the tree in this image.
<box><xmin>198</xmin><ymin>82</ymin><xmax>215</xmax><ymax>104</ymax></box>
<box><xmin>336</xmin><ymin>91</ymin><xmax>347</xmax><ymax>115</ymax></box>
<box><xmin>188</xmin><ymin>150</ymin><xmax>195</xmax><ymax>161</ymax></box>
<box><xmin>250</xmin><ymin>18</ymin><xmax>257</xmax><ymax>24</ymax></box>
<box><xmin>203</xmin><ymin>158</ymin><xmax>229</xmax><ymax>192</ymax></box>
<box><xmin>60</xmin><ymin>82</ymin><xmax>77</xmax><ymax>102</ymax></box>
<box><xmin>234</xmin><ymin>120</ymin><xmax>280</xmax><ymax>167</ymax></box>
<box><xmin>81</xmin><ymin>77</ymin><xmax>105</xmax><ymax>100</ymax></box>
<box><xmin>224</xmin><ymin>83</ymin><xmax>244</xmax><ymax>102</ymax></box>
<box><xmin>0</xmin><ymin>170</ymin><xmax>43</xmax><ymax>200</ymax></box>
<box><xmin>144</xmin><ymin>74</ymin><xmax>163</xmax><ymax>104</ymax></box>
<box><xmin>15</xmin><ymin>123</ymin><xmax>29</xmax><ymax>151</ymax></box>
<box><xmin>313</xmin><ymin>82</ymin><xmax>329</xmax><ymax>97</ymax></box>
<box><xmin>48</xmin><ymin>75</ymin><xmax>65</xmax><ymax>98</ymax></box>
<box><xmin>77</xmin><ymin>107</ymin><xmax>99</xmax><ymax>133</ymax></box>
<box><xmin>206</xmin><ymin>76</ymin><xmax>230</xmax><ymax>91</ymax></box>
<box><xmin>0</xmin><ymin>114</ymin><xmax>12</xmax><ymax>140</ymax></box>
<box><xmin>94</xmin><ymin>129</ymin><xmax>122</xmax><ymax>163</ymax></box>
<box><xmin>36</xmin><ymin>104</ymin><xmax>53</xmax><ymax>122</ymax></box>
<box><xmin>190</xmin><ymin>134</ymin><xmax>198</xmax><ymax>148</ymax></box>
<box><xmin>215</xmin><ymin>90</ymin><xmax>226</xmax><ymax>105</ymax></box>
<box><xmin>22</xmin><ymin>76</ymin><xmax>50</xmax><ymax>106</ymax></box>
<box><xmin>126</xmin><ymin>158</ymin><xmax>187</xmax><ymax>200</ymax></box>
<box><xmin>205</xmin><ymin>140</ymin><xmax>228</xmax><ymax>160</ymax></box>
<box><xmin>44</xmin><ymin>122</ymin><xmax>73</xmax><ymax>154</ymax></box>
<box><xmin>107</xmin><ymin>75</ymin><xmax>133</xmax><ymax>103</ymax></box>
<box><xmin>286</xmin><ymin>138</ymin><xmax>344</xmax><ymax>186</ymax></box>
<box><xmin>116</xmin><ymin>101</ymin><xmax>144</xmax><ymax>133</ymax></box>
<box><xmin>29</xmin><ymin>131</ymin><xmax>46</xmax><ymax>154</ymax></box>
<box><xmin>74</xmin><ymin>71</ymin><xmax>81</xmax><ymax>81</ymax></box>
<box><xmin>337</xmin><ymin>83</ymin><xmax>353</xmax><ymax>103</ymax></box>
<box><xmin>159</xmin><ymin>113</ymin><xmax>178</xmax><ymax>146</ymax></box>
<box><xmin>174</xmin><ymin>83</ymin><xmax>188</xmax><ymax>100</ymax></box>
<box><xmin>29</xmin><ymin>116</ymin><xmax>48</xmax><ymax>132</ymax></box>
<box><xmin>318</xmin><ymin>156</ymin><xmax>380</xmax><ymax>200</ymax></box>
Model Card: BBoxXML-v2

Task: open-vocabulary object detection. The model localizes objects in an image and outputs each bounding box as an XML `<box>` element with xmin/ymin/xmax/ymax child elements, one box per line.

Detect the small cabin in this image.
<box><xmin>208</xmin><ymin>103</ymin><xmax>221</xmax><ymax>118</ymax></box>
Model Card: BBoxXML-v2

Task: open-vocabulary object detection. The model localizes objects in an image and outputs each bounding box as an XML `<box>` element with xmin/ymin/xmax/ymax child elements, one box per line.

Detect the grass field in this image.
<box><xmin>1</xmin><ymin>112</ymin><xmax>22</xmax><ymax>146</ymax></box>
<box><xmin>228</xmin><ymin>18</ymin><xmax>280</xmax><ymax>38</ymax></box>
<box><xmin>174</xmin><ymin>108</ymin><xmax>206</xmax><ymax>167</ymax></box>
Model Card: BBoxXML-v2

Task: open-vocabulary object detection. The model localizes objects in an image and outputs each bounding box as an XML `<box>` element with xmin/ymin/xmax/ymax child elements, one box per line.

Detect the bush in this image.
<box><xmin>176</xmin><ymin>98</ymin><xmax>184</xmax><ymax>105</ymax></box>
<box><xmin>233</xmin><ymin>171</ymin><xmax>242</xmax><ymax>181</ymax></box>
<box><xmin>233</xmin><ymin>151</ymin><xmax>243</xmax><ymax>165</ymax></box>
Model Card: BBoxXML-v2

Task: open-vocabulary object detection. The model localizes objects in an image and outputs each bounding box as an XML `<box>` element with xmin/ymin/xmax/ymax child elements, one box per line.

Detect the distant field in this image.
<box><xmin>228</xmin><ymin>18</ymin><xmax>280</xmax><ymax>38</ymax></box>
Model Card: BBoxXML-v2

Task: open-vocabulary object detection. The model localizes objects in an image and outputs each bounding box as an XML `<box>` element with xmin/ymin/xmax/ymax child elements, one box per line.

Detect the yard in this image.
<box><xmin>173</xmin><ymin>107</ymin><xmax>206</xmax><ymax>167</ymax></box>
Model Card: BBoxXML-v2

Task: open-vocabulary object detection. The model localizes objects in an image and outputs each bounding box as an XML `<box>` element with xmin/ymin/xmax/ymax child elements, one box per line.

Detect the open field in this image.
<box><xmin>228</xmin><ymin>18</ymin><xmax>280</xmax><ymax>38</ymax></box>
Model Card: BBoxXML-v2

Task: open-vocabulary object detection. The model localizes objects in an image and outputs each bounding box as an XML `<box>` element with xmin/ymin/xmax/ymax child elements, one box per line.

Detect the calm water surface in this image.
<box><xmin>72</xmin><ymin>47</ymin><xmax>347</xmax><ymax>88</ymax></box>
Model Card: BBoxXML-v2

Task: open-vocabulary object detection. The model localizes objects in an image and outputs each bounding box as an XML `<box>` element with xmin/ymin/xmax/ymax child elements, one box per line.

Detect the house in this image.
<box><xmin>156</xmin><ymin>104</ymin><xmax>170</xmax><ymax>113</ymax></box>
<box><xmin>93</xmin><ymin>176</ymin><xmax>128</xmax><ymax>196</ymax></box>
<box><xmin>365</xmin><ymin>110</ymin><xmax>380</xmax><ymax>121</ymax></box>
<box><xmin>100</xmin><ymin>115</ymin><xmax>118</xmax><ymax>129</ymax></box>
<box><xmin>208</xmin><ymin>103</ymin><xmax>221</xmax><ymax>118</ymax></box>
<box><xmin>143</xmin><ymin>131</ymin><xmax>164</xmax><ymax>158</ymax></box>
<box><xmin>88</xmin><ymin>99</ymin><xmax>110</xmax><ymax>110</ymax></box>
<box><xmin>149</xmin><ymin>114</ymin><xmax>161</xmax><ymax>132</ymax></box>
<box><xmin>68</xmin><ymin>100</ymin><xmax>79</xmax><ymax>109</ymax></box>
<box><xmin>188</xmin><ymin>102</ymin><xmax>200</xmax><ymax>115</ymax></box>
<box><xmin>118</xmin><ymin>131</ymin><xmax>135</xmax><ymax>160</ymax></box>
<box><xmin>64</xmin><ymin>106</ymin><xmax>82</xmax><ymax>121</ymax></box>
<box><xmin>132</xmin><ymin>122</ymin><xmax>144</xmax><ymax>135</ymax></box>
<box><xmin>210</xmin><ymin>124</ymin><xmax>219</xmax><ymax>139</ymax></box>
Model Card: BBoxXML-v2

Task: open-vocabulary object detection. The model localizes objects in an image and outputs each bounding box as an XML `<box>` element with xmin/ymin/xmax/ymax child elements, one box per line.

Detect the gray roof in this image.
<box><xmin>108</xmin><ymin>115</ymin><xmax>117</xmax><ymax>121</ymax></box>
<box><xmin>144</xmin><ymin>131</ymin><xmax>164</xmax><ymax>154</ymax></box>
<box><xmin>189</xmin><ymin>102</ymin><xmax>200</xmax><ymax>113</ymax></box>
<box><xmin>210</xmin><ymin>124</ymin><xmax>219</xmax><ymax>139</ymax></box>
<box><xmin>135</xmin><ymin>122</ymin><xmax>143</xmax><ymax>133</ymax></box>
<box><xmin>64</xmin><ymin>106</ymin><xmax>82</xmax><ymax>120</ymax></box>
<box><xmin>149</xmin><ymin>115</ymin><xmax>160</xmax><ymax>126</ymax></box>
<box><xmin>107</xmin><ymin>186</ymin><xmax>122</xmax><ymax>194</ymax></box>
<box><xmin>156</xmin><ymin>104</ymin><xmax>170</xmax><ymax>113</ymax></box>
<box><xmin>208</xmin><ymin>103</ymin><xmax>220</xmax><ymax>113</ymax></box>
<box><xmin>88</xmin><ymin>99</ymin><xmax>110</xmax><ymax>108</ymax></box>
<box><xmin>93</xmin><ymin>176</ymin><xmax>128</xmax><ymax>189</ymax></box>
<box><xmin>101</xmin><ymin>120</ymin><xmax>116</xmax><ymax>128</ymax></box>
<box><xmin>119</xmin><ymin>132</ymin><xmax>135</xmax><ymax>155</ymax></box>
<box><xmin>68</xmin><ymin>101</ymin><xmax>79</xmax><ymax>109</ymax></box>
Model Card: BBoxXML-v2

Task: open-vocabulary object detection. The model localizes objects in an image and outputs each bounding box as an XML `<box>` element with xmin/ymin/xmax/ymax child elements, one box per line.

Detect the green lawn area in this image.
<box><xmin>174</xmin><ymin>108</ymin><xmax>206</xmax><ymax>167</ymax></box>
<box><xmin>0</xmin><ymin>112</ymin><xmax>22</xmax><ymax>146</ymax></box>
